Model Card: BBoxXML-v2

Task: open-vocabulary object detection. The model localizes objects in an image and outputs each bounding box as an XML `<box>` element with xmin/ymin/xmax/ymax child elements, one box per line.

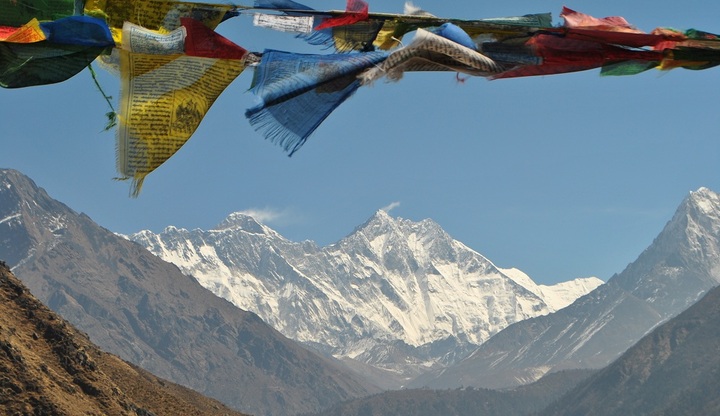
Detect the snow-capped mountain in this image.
<box><xmin>130</xmin><ymin>209</ymin><xmax>601</xmax><ymax>384</ymax></box>
<box><xmin>412</xmin><ymin>187</ymin><xmax>720</xmax><ymax>390</ymax></box>
<box><xmin>0</xmin><ymin>168</ymin><xmax>376</xmax><ymax>416</ymax></box>
<box><xmin>500</xmin><ymin>267</ymin><xmax>604</xmax><ymax>311</ymax></box>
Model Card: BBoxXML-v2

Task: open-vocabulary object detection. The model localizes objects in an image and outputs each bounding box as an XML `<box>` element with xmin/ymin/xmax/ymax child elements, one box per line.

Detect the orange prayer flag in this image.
<box><xmin>0</xmin><ymin>19</ymin><xmax>46</xmax><ymax>43</ymax></box>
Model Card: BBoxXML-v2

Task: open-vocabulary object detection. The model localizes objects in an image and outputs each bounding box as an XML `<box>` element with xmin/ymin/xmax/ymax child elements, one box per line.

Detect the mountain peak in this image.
<box><xmin>213</xmin><ymin>212</ymin><xmax>266</xmax><ymax>234</ymax></box>
<box><xmin>371</xmin><ymin>208</ymin><xmax>395</xmax><ymax>223</ymax></box>
<box><xmin>664</xmin><ymin>187</ymin><xmax>720</xmax><ymax>248</ymax></box>
<box><xmin>1</xmin><ymin>168</ymin><xmax>43</xmax><ymax>205</ymax></box>
<box><xmin>348</xmin><ymin>209</ymin><xmax>399</xmax><ymax>239</ymax></box>
<box><xmin>685</xmin><ymin>187</ymin><xmax>720</xmax><ymax>219</ymax></box>
<box><xmin>602</xmin><ymin>185</ymin><xmax>720</xmax><ymax>319</ymax></box>
<box><xmin>360</xmin><ymin>209</ymin><xmax>444</xmax><ymax>236</ymax></box>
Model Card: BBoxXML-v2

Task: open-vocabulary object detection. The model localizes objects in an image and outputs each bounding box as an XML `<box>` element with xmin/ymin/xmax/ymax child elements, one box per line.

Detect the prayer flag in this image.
<box><xmin>303</xmin><ymin>19</ymin><xmax>386</xmax><ymax>52</ymax></box>
<box><xmin>39</xmin><ymin>16</ymin><xmax>114</xmax><ymax>48</ymax></box>
<box><xmin>600</xmin><ymin>60</ymin><xmax>659</xmax><ymax>76</ymax></box>
<box><xmin>253</xmin><ymin>0</ymin><xmax>314</xmax><ymax>11</ymax></box>
<box><xmin>480</xmin><ymin>41</ymin><xmax>541</xmax><ymax>67</ymax></box>
<box><xmin>557</xmin><ymin>8</ymin><xmax>684</xmax><ymax>48</ymax></box>
<box><xmin>121</xmin><ymin>22</ymin><xmax>186</xmax><ymax>55</ymax></box>
<box><xmin>560</xmin><ymin>7</ymin><xmax>638</xmax><ymax>31</ymax></box>
<box><xmin>492</xmin><ymin>34</ymin><xmax>663</xmax><ymax>79</ymax></box>
<box><xmin>246</xmin><ymin>49</ymin><xmax>388</xmax><ymax>155</ymax></box>
<box><xmin>561</xmin><ymin>28</ymin><xmax>682</xmax><ymax>49</ymax></box>
<box><xmin>432</xmin><ymin>23</ymin><xmax>477</xmax><ymax>50</ymax></box>
<box><xmin>0</xmin><ymin>19</ymin><xmax>45</xmax><ymax>43</ymax></box>
<box><xmin>0</xmin><ymin>16</ymin><xmax>110</xmax><ymax>88</ymax></box>
<box><xmin>663</xmin><ymin>47</ymin><xmax>720</xmax><ymax>71</ymax></box>
<box><xmin>116</xmin><ymin>49</ymin><xmax>245</xmax><ymax>196</ymax></box>
<box><xmin>0</xmin><ymin>0</ymin><xmax>78</xmax><ymax>27</ymax></box>
<box><xmin>84</xmin><ymin>0</ymin><xmax>233</xmax><ymax>47</ymax></box>
<box><xmin>181</xmin><ymin>18</ymin><xmax>247</xmax><ymax>59</ymax></box>
<box><xmin>457</xmin><ymin>13</ymin><xmax>552</xmax><ymax>41</ymax></box>
<box><xmin>297</xmin><ymin>12</ymin><xmax>553</xmax><ymax>54</ymax></box>
<box><xmin>0</xmin><ymin>27</ymin><xmax>15</xmax><ymax>40</ymax></box>
<box><xmin>360</xmin><ymin>28</ymin><xmax>505</xmax><ymax>84</ymax></box>
<box><xmin>314</xmin><ymin>0</ymin><xmax>369</xmax><ymax>30</ymax></box>
<box><xmin>253</xmin><ymin>13</ymin><xmax>315</xmax><ymax>34</ymax></box>
<box><xmin>0</xmin><ymin>42</ymin><xmax>105</xmax><ymax>88</ymax></box>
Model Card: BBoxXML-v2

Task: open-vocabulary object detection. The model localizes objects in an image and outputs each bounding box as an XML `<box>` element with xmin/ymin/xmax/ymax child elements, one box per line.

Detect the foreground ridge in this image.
<box><xmin>0</xmin><ymin>261</ymin><xmax>249</xmax><ymax>416</ymax></box>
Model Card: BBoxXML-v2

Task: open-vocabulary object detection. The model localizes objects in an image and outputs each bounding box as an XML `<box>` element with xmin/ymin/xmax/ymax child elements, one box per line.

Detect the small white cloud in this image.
<box><xmin>404</xmin><ymin>2</ymin><xmax>434</xmax><ymax>16</ymax></box>
<box><xmin>237</xmin><ymin>207</ymin><xmax>286</xmax><ymax>224</ymax></box>
<box><xmin>381</xmin><ymin>201</ymin><xmax>401</xmax><ymax>213</ymax></box>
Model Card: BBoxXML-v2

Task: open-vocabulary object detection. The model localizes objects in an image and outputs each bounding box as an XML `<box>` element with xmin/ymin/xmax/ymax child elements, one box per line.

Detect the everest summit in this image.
<box><xmin>130</xmin><ymin>208</ymin><xmax>600</xmax><ymax>386</ymax></box>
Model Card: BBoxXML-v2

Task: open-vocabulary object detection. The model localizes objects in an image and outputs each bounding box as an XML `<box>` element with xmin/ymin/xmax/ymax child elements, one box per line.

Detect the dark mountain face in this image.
<box><xmin>0</xmin><ymin>168</ymin><xmax>377</xmax><ymax>416</ymax></box>
<box><xmin>413</xmin><ymin>187</ymin><xmax>720</xmax><ymax>390</ymax></box>
<box><xmin>0</xmin><ymin>261</ymin><xmax>250</xmax><ymax>416</ymax></box>
<box><xmin>541</xmin><ymin>283</ymin><xmax>720</xmax><ymax>416</ymax></box>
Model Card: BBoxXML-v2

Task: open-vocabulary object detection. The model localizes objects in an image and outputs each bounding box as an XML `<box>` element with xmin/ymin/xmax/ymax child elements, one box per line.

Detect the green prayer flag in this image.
<box><xmin>600</xmin><ymin>60</ymin><xmax>658</xmax><ymax>76</ymax></box>
<box><xmin>685</xmin><ymin>28</ymin><xmax>720</xmax><ymax>40</ymax></box>
<box><xmin>0</xmin><ymin>42</ymin><xmax>105</xmax><ymax>88</ymax></box>
<box><xmin>0</xmin><ymin>0</ymin><xmax>79</xmax><ymax>27</ymax></box>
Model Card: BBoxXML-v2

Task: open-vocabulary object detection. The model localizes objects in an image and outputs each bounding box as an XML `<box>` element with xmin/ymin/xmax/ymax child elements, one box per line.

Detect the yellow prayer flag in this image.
<box><xmin>116</xmin><ymin>49</ymin><xmax>245</xmax><ymax>196</ymax></box>
<box><xmin>85</xmin><ymin>0</ymin><xmax>232</xmax><ymax>47</ymax></box>
<box><xmin>373</xmin><ymin>21</ymin><xmax>403</xmax><ymax>50</ymax></box>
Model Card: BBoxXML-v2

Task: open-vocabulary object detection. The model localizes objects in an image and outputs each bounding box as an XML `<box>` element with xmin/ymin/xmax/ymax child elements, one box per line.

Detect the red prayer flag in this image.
<box><xmin>561</xmin><ymin>7</ymin><xmax>638</xmax><ymax>31</ymax></box>
<box><xmin>493</xmin><ymin>34</ymin><xmax>663</xmax><ymax>79</ymax></box>
<box><xmin>181</xmin><ymin>18</ymin><xmax>247</xmax><ymax>60</ymax></box>
<box><xmin>0</xmin><ymin>26</ymin><xmax>16</xmax><ymax>39</ymax></box>
<box><xmin>0</xmin><ymin>20</ymin><xmax>45</xmax><ymax>43</ymax></box>
<box><xmin>562</xmin><ymin>28</ymin><xmax>680</xmax><ymax>48</ymax></box>
<box><xmin>556</xmin><ymin>7</ymin><xmax>685</xmax><ymax>48</ymax></box>
<box><xmin>314</xmin><ymin>0</ymin><xmax>369</xmax><ymax>30</ymax></box>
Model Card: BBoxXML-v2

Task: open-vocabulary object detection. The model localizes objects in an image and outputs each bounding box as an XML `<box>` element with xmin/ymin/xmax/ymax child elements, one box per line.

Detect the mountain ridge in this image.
<box><xmin>0</xmin><ymin>168</ymin><xmax>377</xmax><ymax>416</ymax></box>
<box><xmin>412</xmin><ymin>187</ymin><xmax>720</xmax><ymax>389</ymax></box>
<box><xmin>0</xmin><ymin>260</ymin><xmax>250</xmax><ymax>416</ymax></box>
<box><xmin>130</xmin><ymin>207</ymin><xmax>601</xmax><ymax>386</ymax></box>
<box><xmin>540</xmin><ymin>278</ymin><xmax>720</xmax><ymax>416</ymax></box>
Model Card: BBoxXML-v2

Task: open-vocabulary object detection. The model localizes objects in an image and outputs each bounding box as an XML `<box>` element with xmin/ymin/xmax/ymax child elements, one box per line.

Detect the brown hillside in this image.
<box><xmin>0</xmin><ymin>260</ymin><xmax>249</xmax><ymax>416</ymax></box>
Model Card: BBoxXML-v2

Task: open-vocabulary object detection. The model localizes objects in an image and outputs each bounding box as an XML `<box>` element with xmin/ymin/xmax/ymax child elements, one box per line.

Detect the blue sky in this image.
<box><xmin>2</xmin><ymin>0</ymin><xmax>719</xmax><ymax>285</ymax></box>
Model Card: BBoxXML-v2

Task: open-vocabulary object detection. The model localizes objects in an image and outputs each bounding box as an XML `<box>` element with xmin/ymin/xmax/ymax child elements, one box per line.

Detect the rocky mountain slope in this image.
<box><xmin>0</xmin><ymin>168</ymin><xmax>377</xmax><ymax>416</ymax></box>
<box><xmin>0</xmin><ymin>261</ymin><xmax>248</xmax><ymax>416</ymax></box>
<box><xmin>130</xmin><ymin>209</ymin><xmax>600</xmax><ymax>386</ymax></box>
<box><xmin>412</xmin><ymin>187</ymin><xmax>720</xmax><ymax>389</ymax></box>
<box><xmin>304</xmin><ymin>369</ymin><xmax>596</xmax><ymax>416</ymax></box>
<box><xmin>541</xmin><ymin>281</ymin><xmax>720</xmax><ymax>416</ymax></box>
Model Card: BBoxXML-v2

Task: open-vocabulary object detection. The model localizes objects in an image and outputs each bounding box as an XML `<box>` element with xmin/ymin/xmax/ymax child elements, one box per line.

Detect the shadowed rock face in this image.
<box><xmin>0</xmin><ymin>261</ymin><xmax>250</xmax><ymax>416</ymax></box>
<box><xmin>0</xmin><ymin>168</ymin><xmax>378</xmax><ymax>416</ymax></box>
<box><xmin>540</xmin><ymin>283</ymin><xmax>720</xmax><ymax>416</ymax></box>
